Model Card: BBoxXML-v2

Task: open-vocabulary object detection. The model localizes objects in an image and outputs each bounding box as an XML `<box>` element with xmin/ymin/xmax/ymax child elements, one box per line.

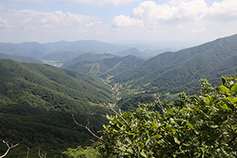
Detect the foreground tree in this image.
<box><xmin>98</xmin><ymin>76</ymin><xmax>237</xmax><ymax>157</ymax></box>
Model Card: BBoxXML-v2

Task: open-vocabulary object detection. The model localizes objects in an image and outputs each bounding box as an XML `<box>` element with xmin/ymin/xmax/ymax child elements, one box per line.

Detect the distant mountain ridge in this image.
<box><xmin>113</xmin><ymin>47</ymin><xmax>165</xmax><ymax>59</ymax></box>
<box><xmin>0</xmin><ymin>40</ymin><xmax>143</xmax><ymax>58</ymax></box>
<box><xmin>0</xmin><ymin>40</ymin><xmax>200</xmax><ymax>63</ymax></box>
<box><xmin>111</xmin><ymin>33</ymin><xmax>237</xmax><ymax>96</ymax></box>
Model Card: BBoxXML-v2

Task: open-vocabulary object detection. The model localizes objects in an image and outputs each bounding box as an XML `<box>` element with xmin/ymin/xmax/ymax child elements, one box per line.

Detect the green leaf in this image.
<box><xmin>210</xmin><ymin>125</ymin><xmax>218</xmax><ymax>129</ymax></box>
<box><xmin>141</xmin><ymin>149</ymin><xmax>147</xmax><ymax>157</ymax></box>
<box><xmin>231</xmin><ymin>84</ymin><xmax>237</xmax><ymax>93</ymax></box>
<box><xmin>174</xmin><ymin>137</ymin><xmax>181</xmax><ymax>145</ymax></box>
<box><xmin>233</xmin><ymin>97</ymin><xmax>237</xmax><ymax>102</ymax></box>
<box><xmin>204</xmin><ymin>97</ymin><xmax>210</xmax><ymax>104</ymax></box>
<box><xmin>227</xmin><ymin>97</ymin><xmax>234</xmax><ymax>104</ymax></box>
<box><xmin>219</xmin><ymin>85</ymin><xmax>230</xmax><ymax>93</ymax></box>
<box><xmin>221</xmin><ymin>77</ymin><xmax>226</xmax><ymax>85</ymax></box>
<box><xmin>222</xmin><ymin>119</ymin><xmax>234</xmax><ymax>125</ymax></box>
<box><xmin>185</xmin><ymin>121</ymin><xmax>194</xmax><ymax>129</ymax></box>
<box><xmin>127</xmin><ymin>132</ymin><xmax>135</xmax><ymax>135</ymax></box>
<box><xmin>103</xmin><ymin>125</ymin><xmax>108</xmax><ymax>130</ymax></box>
<box><xmin>219</xmin><ymin>102</ymin><xmax>229</xmax><ymax>110</ymax></box>
<box><xmin>151</xmin><ymin>135</ymin><xmax>162</xmax><ymax>139</ymax></box>
<box><xmin>127</xmin><ymin>148</ymin><xmax>133</xmax><ymax>153</ymax></box>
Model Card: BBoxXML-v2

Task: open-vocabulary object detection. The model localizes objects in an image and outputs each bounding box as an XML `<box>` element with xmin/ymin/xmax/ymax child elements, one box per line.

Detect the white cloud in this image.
<box><xmin>133</xmin><ymin>0</ymin><xmax>207</xmax><ymax>22</ymax></box>
<box><xmin>192</xmin><ymin>27</ymin><xmax>206</xmax><ymax>33</ymax></box>
<box><xmin>85</xmin><ymin>21</ymin><xmax>102</xmax><ymax>27</ymax></box>
<box><xmin>13</xmin><ymin>0</ymin><xmax>43</xmax><ymax>2</ymax></box>
<box><xmin>200</xmin><ymin>0</ymin><xmax>237</xmax><ymax>21</ymax></box>
<box><xmin>0</xmin><ymin>16</ymin><xmax>9</xmax><ymax>29</ymax></box>
<box><xmin>112</xmin><ymin>15</ymin><xmax>143</xmax><ymax>27</ymax></box>
<box><xmin>113</xmin><ymin>0</ymin><xmax>208</xmax><ymax>28</ymax></box>
<box><xmin>12</xmin><ymin>0</ymin><xmax>138</xmax><ymax>6</ymax></box>
<box><xmin>175</xmin><ymin>25</ymin><xmax>188</xmax><ymax>32</ymax></box>
<box><xmin>96</xmin><ymin>0</ymin><xmax>138</xmax><ymax>6</ymax></box>
<box><xmin>111</xmin><ymin>0</ymin><xmax>237</xmax><ymax>39</ymax></box>
<box><xmin>175</xmin><ymin>25</ymin><xmax>206</xmax><ymax>33</ymax></box>
<box><xmin>0</xmin><ymin>5</ymin><xmax>106</xmax><ymax>42</ymax></box>
<box><xmin>2</xmin><ymin>0</ymin><xmax>237</xmax><ymax>43</ymax></box>
<box><xmin>0</xmin><ymin>5</ymin><xmax>9</xmax><ymax>12</ymax></box>
<box><xmin>1</xmin><ymin>9</ymin><xmax>84</xmax><ymax>31</ymax></box>
<box><xmin>168</xmin><ymin>0</ymin><xmax>191</xmax><ymax>6</ymax></box>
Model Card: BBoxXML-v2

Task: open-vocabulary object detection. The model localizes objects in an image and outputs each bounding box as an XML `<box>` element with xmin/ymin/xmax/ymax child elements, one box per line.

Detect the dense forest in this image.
<box><xmin>0</xmin><ymin>59</ymin><xmax>115</xmax><ymax>157</ymax></box>
<box><xmin>109</xmin><ymin>34</ymin><xmax>237</xmax><ymax>99</ymax></box>
<box><xmin>0</xmin><ymin>33</ymin><xmax>237</xmax><ymax>157</ymax></box>
<box><xmin>63</xmin><ymin>54</ymin><xmax>145</xmax><ymax>79</ymax></box>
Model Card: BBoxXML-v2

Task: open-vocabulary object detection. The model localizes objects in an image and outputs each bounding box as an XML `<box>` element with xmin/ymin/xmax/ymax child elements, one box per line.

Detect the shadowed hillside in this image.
<box><xmin>0</xmin><ymin>59</ymin><xmax>114</xmax><ymax>157</ymax></box>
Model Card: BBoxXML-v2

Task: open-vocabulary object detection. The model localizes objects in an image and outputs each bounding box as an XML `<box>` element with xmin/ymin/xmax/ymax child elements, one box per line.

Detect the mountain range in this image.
<box><xmin>110</xmin><ymin>33</ymin><xmax>237</xmax><ymax>98</ymax></box>
<box><xmin>0</xmin><ymin>33</ymin><xmax>237</xmax><ymax>157</ymax></box>
<box><xmin>0</xmin><ymin>40</ymin><xmax>199</xmax><ymax>63</ymax></box>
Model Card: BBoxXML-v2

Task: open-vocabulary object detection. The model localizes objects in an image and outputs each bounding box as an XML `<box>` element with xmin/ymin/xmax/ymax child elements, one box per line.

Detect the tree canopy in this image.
<box><xmin>98</xmin><ymin>75</ymin><xmax>237</xmax><ymax>157</ymax></box>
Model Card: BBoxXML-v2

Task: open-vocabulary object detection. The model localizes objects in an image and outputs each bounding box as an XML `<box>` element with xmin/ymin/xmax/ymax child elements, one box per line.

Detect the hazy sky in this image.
<box><xmin>0</xmin><ymin>0</ymin><xmax>237</xmax><ymax>43</ymax></box>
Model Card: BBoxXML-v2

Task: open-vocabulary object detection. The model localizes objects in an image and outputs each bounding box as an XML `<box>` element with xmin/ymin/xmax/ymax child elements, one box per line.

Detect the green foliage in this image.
<box><xmin>99</xmin><ymin>76</ymin><xmax>237</xmax><ymax>157</ymax></box>
<box><xmin>63</xmin><ymin>145</ymin><xmax>103</xmax><ymax>158</ymax></box>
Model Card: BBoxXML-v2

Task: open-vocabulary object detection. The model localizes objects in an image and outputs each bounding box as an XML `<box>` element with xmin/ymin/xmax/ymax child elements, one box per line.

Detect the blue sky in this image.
<box><xmin>0</xmin><ymin>0</ymin><xmax>237</xmax><ymax>43</ymax></box>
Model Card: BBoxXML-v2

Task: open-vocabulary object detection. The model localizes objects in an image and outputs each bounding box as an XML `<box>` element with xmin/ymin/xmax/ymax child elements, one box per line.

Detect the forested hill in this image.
<box><xmin>0</xmin><ymin>53</ymin><xmax>43</xmax><ymax>64</ymax></box>
<box><xmin>62</xmin><ymin>52</ymin><xmax>116</xmax><ymax>68</ymax></box>
<box><xmin>63</xmin><ymin>54</ymin><xmax>145</xmax><ymax>79</ymax></box>
<box><xmin>0</xmin><ymin>59</ymin><xmax>114</xmax><ymax>157</ymax></box>
<box><xmin>111</xmin><ymin>33</ymin><xmax>237</xmax><ymax>96</ymax></box>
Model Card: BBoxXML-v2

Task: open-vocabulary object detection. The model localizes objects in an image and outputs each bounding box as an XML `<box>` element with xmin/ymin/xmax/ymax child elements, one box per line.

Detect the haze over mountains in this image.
<box><xmin>0</xmin><ymin>40</ymin><xmax>203</xmax><ymax>62</ymax></box>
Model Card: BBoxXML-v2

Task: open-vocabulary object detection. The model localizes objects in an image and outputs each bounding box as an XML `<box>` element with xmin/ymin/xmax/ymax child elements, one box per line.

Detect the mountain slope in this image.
<box><xmin>62</xmin><ymin>53</ymin><xmax>115</xmax><ymax>68</ymax></box>
<box><xmin>111</xmin><ymin>34</ymin><xmax>237</xmax><ymax>96</ymax></box>
<box><xmin>0</xmin><ymin>59</ymin><xmax>114</xmax><ymax>157</ymax></box>
<box><xmin>0</xmin><ymin>53</ymin><xmax>43</xmax><ymax>63</ymax></box>
<box><xmin>114</xmin><ymin>47</ymin><xmax>143</xmax><ymax>57</ymax></box>
<box><xmin>63</xmin><ymin>55</ymin><xmax>145</xmax><ymax>79</ymax></box>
